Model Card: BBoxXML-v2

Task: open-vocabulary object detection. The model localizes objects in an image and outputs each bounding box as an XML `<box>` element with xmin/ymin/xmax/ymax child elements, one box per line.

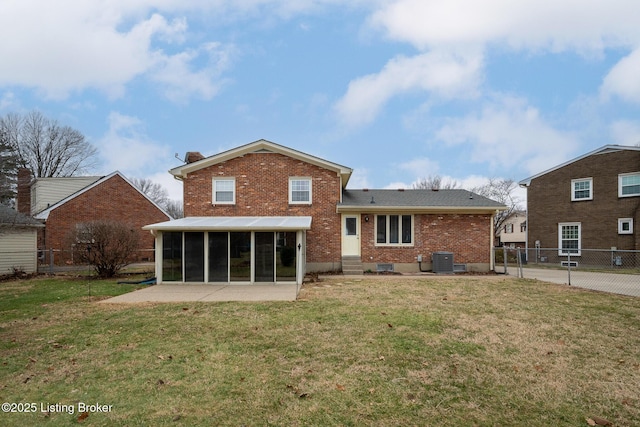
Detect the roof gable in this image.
<box><xmin>34</xmin><ymin>172</ymin><xmax>172</xmax><ymax>221</ymax></box>
<box><xmin>519</xmin><ymin>145</ymin><xmax>640</xmax><ymax>186</ymax></box>
<box><xmin>170</xmin><ymin>139</ymin><xmax>353</xmax><ymax>188</ymax></box>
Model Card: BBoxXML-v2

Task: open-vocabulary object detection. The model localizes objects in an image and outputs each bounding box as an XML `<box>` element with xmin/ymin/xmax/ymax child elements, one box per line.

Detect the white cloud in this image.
<box><xmin>337</xmin><ymin>0</ymin><xmax>640</xmax><ymax>126</ymax></box>
<box><xmin>397</xmin><ymin>157</ymin><xmax>441</xmax><ymax>177</ymax></box>
<box><xmin>601</xmin><ymin>48</ymin><xmax>640</xmax><ymax>104</ymax></box>
<box><xmin>610</xmin><ymin>120</ymin><xmax>640</xmax><ymax>146</ymax></box>
<box><xmin>345</xmin><ymin>167</ymin><xmax>371</xmax><ymax>189</ymax></box>
<box><xmin>98</xmin><ymin>112</ymin><xmax>171</xmax><ymax>176</ymax></box>
<box><xmin>0</xmin><ymin>1</ymin><xmax>233</xmax><ymax>101</ymax></box>
<box><xmin>435</xmin><ymin>96</ymin><xmax>579</xmax><ymax>175</ymax></box>
<box><xmin>150</xmin><ymin>42</ymin><xmax>235</xmax><ymax>103</ymax></box>
<box><xmin>334</xmin><ymin>50</ymin><xmax>482</xmax><ymax>127</ymax></box>
<box><xmin>369</xmin><ymin>0</ymin><xmax>640</xmax><ymax>53</ymax></box>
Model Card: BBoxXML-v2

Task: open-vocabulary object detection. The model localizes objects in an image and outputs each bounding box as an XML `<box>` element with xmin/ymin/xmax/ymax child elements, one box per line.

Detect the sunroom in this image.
<box><xmin>143</xmin><ymin>216</ymin><xmax>311</xmax><ymax>285</ymax></box>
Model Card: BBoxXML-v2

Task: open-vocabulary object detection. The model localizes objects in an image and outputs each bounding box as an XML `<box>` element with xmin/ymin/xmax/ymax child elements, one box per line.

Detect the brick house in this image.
<box><xmin>519</xmin><ymin>145</ymin><xmax>640</xmax><ymax>257</ymax></box>
<box><xmin>17</xmin><ymin>170</ymin><xmax>172</xmax><ymax>263</ymax></box>
<box><xmin>144</xmin><ymin>140</ymin><xmax>505</xmax><ymax>285</ymax></box>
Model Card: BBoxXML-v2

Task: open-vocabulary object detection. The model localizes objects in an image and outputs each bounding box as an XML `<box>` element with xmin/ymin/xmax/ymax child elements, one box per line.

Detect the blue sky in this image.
<box><xmin>1</xmin><ymin>1</ymin><xmax>640</xmax><ymax>203</ymax></box>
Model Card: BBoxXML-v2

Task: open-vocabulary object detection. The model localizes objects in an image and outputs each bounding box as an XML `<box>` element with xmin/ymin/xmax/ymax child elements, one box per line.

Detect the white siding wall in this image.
<box><xmin>0</xmin><ymin>228</ymin><xmax>39</xmax><ymax>274</ymax></box>
<box><xmin>31</xmin><ymin>177</ymin><xmax>100</xmax><ymax>215</ymax></box>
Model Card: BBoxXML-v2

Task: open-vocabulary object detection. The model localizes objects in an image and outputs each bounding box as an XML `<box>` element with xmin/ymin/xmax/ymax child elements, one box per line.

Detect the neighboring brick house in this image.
<box><xmin>17</xmin><ymin>170</ymin><xmax>172</xmax><ymax>264</ymax></box>
<box><xmin>519</xmin><ymin>145</ymin><xmax>640</xmax><ymax>258</ymax></box>
<box><xmin>144</xmin><ymin>140</ymin><xmax>505</xmax><ymax>285</ymax></box>
<box><xmin>496</xmin><ymin>210</ymin><xmax>527</xmax><ymax>248</ymax></box>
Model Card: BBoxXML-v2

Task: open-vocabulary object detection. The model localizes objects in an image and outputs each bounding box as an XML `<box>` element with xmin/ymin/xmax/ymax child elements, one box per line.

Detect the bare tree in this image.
<box><xmin>67</xmin><ymin>220</ymin><xmax>140</xmax><ymax>278</ymax></box>
<box><xmin>0</xmin><ymin>111</ymin><xmax>97</xmax><ymax>178</ymax></box>
<box><xmin>164</xmin><ymin>199</ymin><xmax>184</xmax><ymax>219</ymax></box>
<box><xmin>412</xmin><ymin>175</ymin><xmax>460</xmax><ymax>190</ymax></box>
<box><xmin>470</xmin><ymin>178</ymin><xmax>523</xmax><ymax>238</ymax></box>
<box><xmin>0</xmin><ymin>128</ymin><xmax>18</xmax><ymax>206</ymax></box>
<box><xmin>130</xmin><ymin>177</ymin><xmax>170</xmax><ymax>207</ymax></box>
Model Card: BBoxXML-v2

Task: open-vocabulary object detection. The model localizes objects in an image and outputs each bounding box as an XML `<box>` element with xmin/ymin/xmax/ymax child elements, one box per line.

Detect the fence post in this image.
<box><xmin>49</xmin><ymin>248</ymin><xmax>54</xmax><ymax>275</ymax></box>
<box><xmin>567</xmin><ymin>252</ymin><xmax>571</xmax><ymax>286</ymax></box>
<box><xmin>503</xmin><ymin>245</ymin><xmax>508</xmax><ymax>275</ymax></box>
<box><xmin>517</xmin><ymin>247</ymin><xmax>523</xmax><ymax>278</ymax></box>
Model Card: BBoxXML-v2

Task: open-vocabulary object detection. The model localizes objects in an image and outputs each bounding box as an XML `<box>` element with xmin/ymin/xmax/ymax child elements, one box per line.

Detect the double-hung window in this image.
<box><xmin>376</xmin><ymin>214</ymin><xmax>413</xmax><ymax>246</ymax></box>
<box><xmin>558</xmin><ymin>222</ymin><xmax>581</xmax><ymax>256</ymax></box>
<box><xmin>289</xmin><ymin>178</ymin><xmax>312</xmax><ymax>204</ymax></box>
<box><xmin>571</xmin><ymin>178</ymin><xmax>593</xmax><ymax>201</ymax></box>
<box><xmin>213</xmin><ymin>178</ymin><xmax>235</xmax><ymax>204</ymax></box>
<box><xmin>619</xmin><ymin>172</ymin><xmax>640</xmax><ymax>197</ymax></box>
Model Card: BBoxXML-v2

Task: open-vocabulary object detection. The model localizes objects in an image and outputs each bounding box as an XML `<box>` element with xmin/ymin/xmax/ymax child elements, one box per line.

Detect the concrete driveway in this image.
<box><xmin>519</xmin><ymin>268</ymin><xmax>640</xmax><ymax>297</ymax></box>
<box><xmin>100</xmin><ymin>283</ymin><xmax>300</xmax><ymax>303</ymax></box>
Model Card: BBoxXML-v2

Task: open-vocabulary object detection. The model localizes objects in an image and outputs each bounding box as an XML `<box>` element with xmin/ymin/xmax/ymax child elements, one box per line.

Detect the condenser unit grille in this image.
<box><xmin>432</xmin><ymin>252</ymin><xmax>454</xmax><ymax>274</ymax></box>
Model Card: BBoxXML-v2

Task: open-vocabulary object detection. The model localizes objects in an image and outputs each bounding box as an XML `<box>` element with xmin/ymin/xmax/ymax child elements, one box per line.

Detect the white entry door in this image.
<box><xmin>341</xmin><ymin>214</ymin><xmax>360</xmax><ymax>257</ymax></box>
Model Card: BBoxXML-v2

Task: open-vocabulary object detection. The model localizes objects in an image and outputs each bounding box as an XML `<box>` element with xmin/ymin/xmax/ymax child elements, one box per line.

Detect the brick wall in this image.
<box><xmin>43</xmin><ymin>174</ymin><xmax>170</xmax><ymax>262</ymax></box>
<box><xmin>183</xmin><ymin>152</ymin><xmax>343</xmax><ymax>263</ymax></box>
<box><xmin>528</xmin><ymin>150</ymin><xmax>640</xmax><ymax>250</ymax></box>
<box><xmin>359</xmin><ymin>213</ymin><xmax>493</xmax><ymax>264</ymax></box>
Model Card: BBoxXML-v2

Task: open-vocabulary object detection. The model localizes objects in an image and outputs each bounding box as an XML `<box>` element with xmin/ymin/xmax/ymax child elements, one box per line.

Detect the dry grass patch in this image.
<box><xmin>0</xmin><ymin>275</ymin><xmax>639</xmax><ymax>426</ymax></box>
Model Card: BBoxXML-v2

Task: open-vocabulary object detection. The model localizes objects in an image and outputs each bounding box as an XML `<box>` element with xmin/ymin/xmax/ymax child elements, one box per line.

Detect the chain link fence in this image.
<box><xmin>494</xmin><ymin>247</ymin><xmax>640</xmax><ymax>297</ymax></box>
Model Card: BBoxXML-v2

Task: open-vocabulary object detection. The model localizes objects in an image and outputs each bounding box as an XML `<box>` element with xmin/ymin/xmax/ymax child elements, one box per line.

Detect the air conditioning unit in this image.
<box><xmin>432</xmin><ymin>252</ymin><xmax>454</xmax><ymax>274</ymax></box>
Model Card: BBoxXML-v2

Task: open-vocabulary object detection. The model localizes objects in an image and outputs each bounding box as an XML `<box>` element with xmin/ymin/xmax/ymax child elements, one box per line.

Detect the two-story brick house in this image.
<box><xmin>519</xmin><ymin>145</ymin><xmax>640</xmax><ymax>258</ymax></box>
<box><xmin>144</xmin><ymin>140</ymin><xmax>505</xmax><ymax>285</ymax></box>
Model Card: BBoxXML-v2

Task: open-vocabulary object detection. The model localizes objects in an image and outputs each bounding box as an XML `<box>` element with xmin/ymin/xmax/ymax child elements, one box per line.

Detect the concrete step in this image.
<box><xmin>342</xmin><ymin>256</ymin><xmax>363</xmax><ymax>275</ymax></box>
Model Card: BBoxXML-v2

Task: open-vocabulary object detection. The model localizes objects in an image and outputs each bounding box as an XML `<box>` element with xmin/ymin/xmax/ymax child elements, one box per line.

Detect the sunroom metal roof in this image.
<box><xmin>143</xmin><ymin>216</ymin><xmax>312</xmax><ymax>232</ymax></box>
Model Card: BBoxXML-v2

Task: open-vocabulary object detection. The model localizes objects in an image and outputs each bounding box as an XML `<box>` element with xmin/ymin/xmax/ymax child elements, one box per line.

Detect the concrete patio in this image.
<box><xmin>100</xmin><ymin>283</ymin><xmax>300</xmax><ymax>303</ymax></box>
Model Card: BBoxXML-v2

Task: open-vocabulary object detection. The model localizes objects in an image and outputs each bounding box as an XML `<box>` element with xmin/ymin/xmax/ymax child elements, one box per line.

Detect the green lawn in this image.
<box><xmin>1</xmin><ymin>275</ymin><xmax>639</xmax><ymax>426</ymax></box>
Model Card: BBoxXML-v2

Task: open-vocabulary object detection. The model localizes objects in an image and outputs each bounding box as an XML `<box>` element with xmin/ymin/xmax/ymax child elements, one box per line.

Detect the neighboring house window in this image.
<box><xmin>571</xmin><ymin>178</ymin><xmax>593</xmax><ymax>201</ymax></box>
<box><xmin>618</xmin><ymin>218</ymin><xmax>634</xmax><ymax>235</ymax></box>
<box><xmin>213</xmin><ymin>178</ymin><xmax>235</xmax><ymax>204</ymax></box>
<box><xmin>74</xmin><ymin>223</ymin><xmax>93</xmax><ymax>244</ymax></box>
<box><xmin>619</xmin><ymin>172</ymin><xmax>640</xmax><ymax>197</ymax></box>
<box><xmin>520</xmin><ymin>222</ymin><xmax>527</xmax><ymax>233</ymax></box>
<box><xmin>289</xmin><ymin>178</ymin><xmax>312</xmax><ymax>204</ymax></box>
<box><xmin>504</xmin><ymin>223</ymin><xmax>514</xmax><ymax>233</ymax></box>
<box><xmin>558</xmin><ymin>222</ymin><xmax>581</xmax><ymax>256</ymax></box>
<box><xmin>376</xmin><ymin>214</ymin><xmax>413</xmax><ymax>246</ymax></box>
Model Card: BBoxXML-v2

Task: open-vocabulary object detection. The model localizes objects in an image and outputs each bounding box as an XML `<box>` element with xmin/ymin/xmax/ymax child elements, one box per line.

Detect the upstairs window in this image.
<box><xmin>619</xmin><ymin>173</ymin><xmax>640</xmax><ymax>197</ymax></box>
<box><xmin>571</xmin><ymin>178</ymin><xmax>593</xmax><ymax>201</ymax></box>
<box><xmin>289</xmin><ymin>178</ymin><xmax>312</xmax><ymax>204</ymax></box>
<box><xmin>213</xmin><ymin>178</ymin><xmax>235</xmax><ymax>204</ymax></box>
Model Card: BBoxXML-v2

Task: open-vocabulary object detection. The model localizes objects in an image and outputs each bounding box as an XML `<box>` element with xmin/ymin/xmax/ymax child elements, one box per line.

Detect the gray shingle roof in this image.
<box><xmin>339</xmin><ymin>189</ymin><xmax>505</xmax><ymax>210</ymax></box>
<box><xmin>0</xmin><ymin>205</ymin><xmax>44</xmax><ymax>227</ymax></box>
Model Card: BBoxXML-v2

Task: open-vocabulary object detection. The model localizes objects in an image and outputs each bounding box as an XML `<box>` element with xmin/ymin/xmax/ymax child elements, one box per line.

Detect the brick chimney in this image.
<box><xmin>17</xmin><ymin>168</ymin><xmax>32</xmax><ymax>215</ymax></box>
<box><xmin>185</xmin><ymin>152</ymin><xmax>205</xmax><ymax>164</ymax></box>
